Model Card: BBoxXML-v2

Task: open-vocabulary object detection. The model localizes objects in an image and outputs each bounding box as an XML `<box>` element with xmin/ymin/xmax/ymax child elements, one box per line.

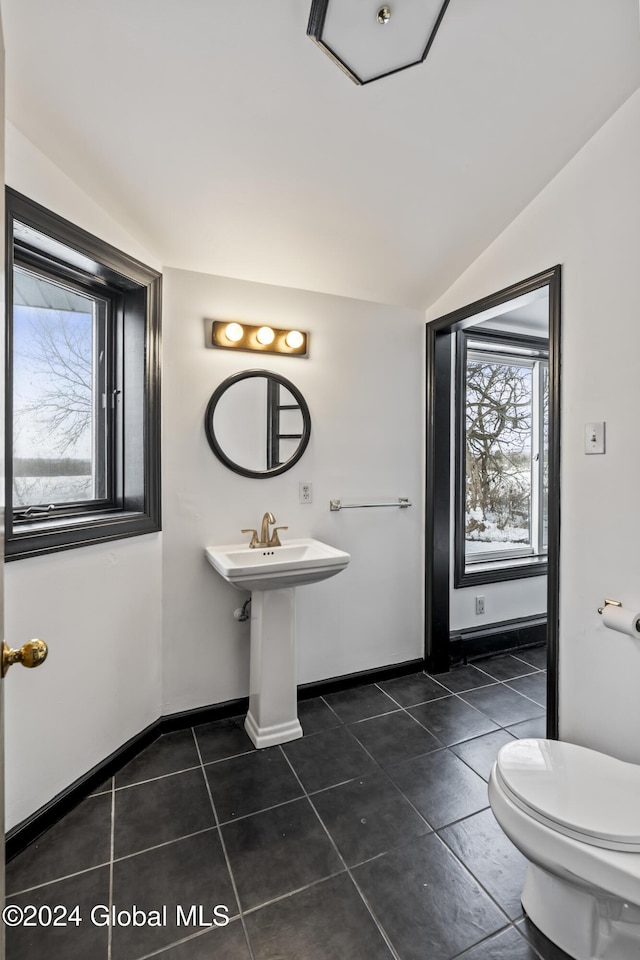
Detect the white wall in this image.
<box><xmin>451</xmin><ymin>578</ymin><xmax>547</xmax><ymax>632</ymax></box>
<box><xmin>161</xmin><ymin>268</ymin><xmax>424</xmax><ymax>714</ymax></box>
<box><xmin>5</xmin><ymin>124</ymin><xmax>161</xmax><ymax>271</ymax></box>
<box><xmin>427</xmin><ymin>87</ymin><xmax>640</xmax><ymax>763</ymax></box>
<box><xmin>4</xmin><ymin>125</ymin><xmax>163</xmax><ymax>829</ymax></box>
<box><xmin>3</xmin><ymin>126</ymin><xmax>424</xmax><ymax>826</ymax></box>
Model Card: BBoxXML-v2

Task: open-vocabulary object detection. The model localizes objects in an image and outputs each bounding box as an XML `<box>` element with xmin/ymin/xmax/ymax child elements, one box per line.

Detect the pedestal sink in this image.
<box><xmin>205</xmin><ymin>538</ymin><xmax>350</xmax><ymax>748</ymax></box>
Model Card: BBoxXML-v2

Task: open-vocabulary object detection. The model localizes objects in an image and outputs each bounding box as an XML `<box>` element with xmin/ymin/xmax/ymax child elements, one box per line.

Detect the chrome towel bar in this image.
<box><xmin>329</xmin><ymin>497</ymin><xmax>411</xmax><ymax>511</ymax></box>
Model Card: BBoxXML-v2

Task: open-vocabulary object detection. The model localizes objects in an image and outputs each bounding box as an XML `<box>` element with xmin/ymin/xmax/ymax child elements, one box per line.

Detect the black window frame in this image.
<box><xmin>454</xmin><ymin>328</ymin><xmax>549</xmax><ymax>587</ymax></box>
<box><xmin>5</xmin><ymin>188</ymin><xmax>162</xmax><ymax>560</ymax></box>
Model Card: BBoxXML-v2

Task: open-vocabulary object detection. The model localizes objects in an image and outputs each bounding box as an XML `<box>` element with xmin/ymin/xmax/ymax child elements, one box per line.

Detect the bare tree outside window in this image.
<box><xmin>12</xmin><ymin>269</ymin><xmax>104</xmax><ymax>508</ymax></box>
<box><xmin>464</xmin><ymin>349</ymin><xmax>548</xmax><ymax>562</ymax></box>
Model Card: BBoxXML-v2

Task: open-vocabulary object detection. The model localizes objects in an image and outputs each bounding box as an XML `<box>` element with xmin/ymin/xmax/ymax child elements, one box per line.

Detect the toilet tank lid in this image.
<box><xmin>496</xmin><ymin>738</ymin><xmax>640</xmax><ymax>847</ymax></box>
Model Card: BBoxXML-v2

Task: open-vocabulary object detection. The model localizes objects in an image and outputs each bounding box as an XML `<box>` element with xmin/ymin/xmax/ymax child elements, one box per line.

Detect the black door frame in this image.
<box><xmin>424</xmin><ymin>266</ymin><xmax>561</xmax><ymax>739</ymax></box>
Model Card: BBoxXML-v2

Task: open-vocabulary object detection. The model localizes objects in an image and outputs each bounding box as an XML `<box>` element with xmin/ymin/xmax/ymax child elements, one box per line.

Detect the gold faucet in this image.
<box><xmin>242</xmin><ymin>512</ymin><xmax>288</xmax><ymax>548</ymax></box>
<box><xmin>260</xmin><ymin>511</ymin><xmax>276</xmax><ymax>545</ymax></box>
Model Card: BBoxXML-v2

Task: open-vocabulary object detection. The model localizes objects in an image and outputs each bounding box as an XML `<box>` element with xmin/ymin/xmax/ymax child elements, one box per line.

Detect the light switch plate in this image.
<box><xmin>585</xmin><ymin>422</ymin><xmax>606</xmax><ymax>455</ymax></box>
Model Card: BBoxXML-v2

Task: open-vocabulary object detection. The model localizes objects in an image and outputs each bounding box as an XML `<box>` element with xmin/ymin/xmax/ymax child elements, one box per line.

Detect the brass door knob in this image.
<box><xmin>2</xmin><ymin>640</ymin><xmax>48</xmax><ymax>678</ymax></box>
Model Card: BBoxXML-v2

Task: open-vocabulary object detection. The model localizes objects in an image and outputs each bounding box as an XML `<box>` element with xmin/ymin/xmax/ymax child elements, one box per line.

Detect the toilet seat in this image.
<box><xmin>495</xmin><ymin>739</ymin><xmax>640</xmax><ymax>852</ymax></box>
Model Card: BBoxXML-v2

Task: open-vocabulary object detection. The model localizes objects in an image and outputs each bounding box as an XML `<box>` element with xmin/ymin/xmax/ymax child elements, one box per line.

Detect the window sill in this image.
<box><xmin>454</xmin><ymin>555</ymin><xmax>547</xmax><ymax>588</ymax></box>
<box><xmin>5</xmin><ymin>510</ymin><xmax>161</xmax><ymax>561</ymax></box>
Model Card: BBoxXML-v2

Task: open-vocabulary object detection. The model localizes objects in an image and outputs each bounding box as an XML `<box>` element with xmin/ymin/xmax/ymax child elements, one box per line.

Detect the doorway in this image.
<box><xmin>424</xmin><ymin>267</ymin><xmax>561</xmax><ymax>739</ymax></box>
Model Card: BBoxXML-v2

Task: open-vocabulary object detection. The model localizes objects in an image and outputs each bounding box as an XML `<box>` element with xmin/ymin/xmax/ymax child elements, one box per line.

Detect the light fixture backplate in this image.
<box><xmin>209</xmin><ymin>320</ymin><xmax>309</xmax><ymax>357</ymax></box>
<box><xmin>307</xmin><ymin>0</ymin><xmax>451</xmax><ymax>85</ymax></box>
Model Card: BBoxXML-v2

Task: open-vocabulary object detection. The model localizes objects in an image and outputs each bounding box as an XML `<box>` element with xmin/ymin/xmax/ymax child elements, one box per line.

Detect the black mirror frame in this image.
<box><xmin>204</xmin><ymin>369</ymin><xmax>311</xmax><ymax>479</ymax></box>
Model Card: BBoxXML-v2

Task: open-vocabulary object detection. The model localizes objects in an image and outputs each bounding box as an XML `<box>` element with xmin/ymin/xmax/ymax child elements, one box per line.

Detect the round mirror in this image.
<box><xmin>204</xmin><ymin>369</ymin><xmax>311</xmax><ymax>478</ymax></box>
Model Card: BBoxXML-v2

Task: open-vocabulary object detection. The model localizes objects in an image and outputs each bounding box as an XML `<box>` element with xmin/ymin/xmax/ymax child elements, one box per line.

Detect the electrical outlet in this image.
<box><xmin>475</xmin><ymin>596</ymin><xmax>485</xmax><ymax>615</ymax></box>
<box><xmin>299</xmin><ymin>482</ymin><xmax>312</xmax><ymax>504</ymax></box>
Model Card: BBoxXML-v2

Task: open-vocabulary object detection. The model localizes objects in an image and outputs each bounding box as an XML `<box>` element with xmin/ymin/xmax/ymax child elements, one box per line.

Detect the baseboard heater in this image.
<box><xmin>450</xmin><ymin>612</ymin><xmax>547</xmax><ymax>663</ymax></box>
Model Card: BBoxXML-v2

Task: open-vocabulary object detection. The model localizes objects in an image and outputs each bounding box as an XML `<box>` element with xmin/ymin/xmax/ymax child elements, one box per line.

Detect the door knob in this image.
<box><xmin>2</xmin><ymin>640</ymin><xmax>48</xmax><ymax>678</ymax></box>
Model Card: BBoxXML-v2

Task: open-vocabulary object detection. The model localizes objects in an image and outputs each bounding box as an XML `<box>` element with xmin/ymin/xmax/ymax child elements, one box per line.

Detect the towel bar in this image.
<box><xmin>329</xmin><ymin>497</ymin><xmax>411</xmax><ymax>511</ymax></box>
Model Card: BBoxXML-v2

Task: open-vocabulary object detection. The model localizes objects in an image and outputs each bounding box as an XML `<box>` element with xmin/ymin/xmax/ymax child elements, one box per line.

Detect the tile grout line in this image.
<box><xmin>289</xmin><ymin>700</ymin><xmax>547</xmax><ymax>958</ymax></box>
<box><xmin>365</xmin><ymin>685</ymin><xmax>493</xmax><ymax>749</ymax></box>
<box><xmin>428</xmin><ymin>699</ymin><xmax>549</xmax><ymax>946</ymax></box>
<box><xmin>472</xmin><ymin>660</ymin><xmax>541</xmax><ymax>680</ymax></box>
<box><xmin>447</xmin><ymin>922</ymin><xmax>546</xmax><ymax>960</ymax></box>
<box><xmin>368</xmin><ymin>684</ymin><xmax>422</xmax><ymax>710</ymax></box>
<box><xmin>447</xmin><ymin>741</ymin><xmax>512</xmax><ymax>784</ymax></box>
<box><xmin>304</xmin><ymin>709</ymin><xmax>440</xmax><ymax>832</ymax></box>
<box><xmin>433</xmin><ymin>822</ymin><xmax>527</xmax><ymax>937</ymax></box>
<box><xmin>238</xmin><ymin>868</ymin><xmax>347</xmax><ymax>918</ymax></box>
<box><xmin>434</xmin><ymin>679</ymin><xmax>499</xmax><ymax>695</ymax></box>
<box><xmin>5</xmin><ymin>677</ymin><xmax>542</xmax><ymax>899</ymax></box>
<box><xmin>113</xmin><ymin>764</ymin><xmax>203</xmax><ymax>792</ymax></box>
<box><xmin>329</xmin><ymin>685</ymin><xmax>516</xmax><ymax>780</ymax></box>
<box><xmin>131</xmin><ymin>926</ymin><xmax>219</xmax><ymax>960</ymax></box>
<box><xmin>512</xmin><ymin>921</ymin><xmax>555</xmax><ymax>960</ymax></box>
<box><xmin>339</xmin><ymin>675</ymin><xmax>529</xmax><ymax>747</ymax></box>
<box><xmin>277</xmin><ymin>744</ymin><xmax>403</xmax><ymax>960</ymax></box>
<box><xmin>5</xmin><ymin>658</ymin><xmax>548</xmax><ymax>949</ymax></box>
<box><xmin>476</xmin><ymin>669</ymin><xmax>539</xmax><ymax>684</ymax></box>
<box><xmin>335</xmin><ymin>721</ymin><xmax>439</xmax><ymax>827</ymax></box>
<box><xmin>450</xmin><ymin>682</ymin><xmax>545</xmax><ymax>728</ymax></box>
<box><xmin>379</xmin><ymin>673</ymin><xmax>453</xmax><ymax>697</ymax></box>
<box><xmin>374</xmin><ymin>689</ymin><xmax>453</xmax><ymax>711</ymax></box>
<box><xmin>501</xmin><ymin>681</ymin><xmax>547</xmax><ymax>710</ymax></box>
<box><xmin>290</xmin><ymin>717</ymin><xmax>521</xmax><ymax>953</ymax></box>
<box><xmin>510</xmin><ymin>650</ymin><xmax>547</xmax><ymax>669</ymax></box>
<box><xmin>107</xmin><ymin>776</ymin><xmax>115</xmax><ymax>960</ymax></box>
<box><xmin>201</xmin><ymin>747</ymin><xmax>256</xmax><ymax>767</ymax></box>
<box><xmin>319</xmin><ymin>695</ymin><xmax>344</xmax><ymax>722</ymax></box>
<box><xmin>299</xmin><ymin>681</ymin><xmax>550</xmax><ymax>945</ymax></box>
<box><xmin>374</xmin><ymin>680</ymin><xmax>453</xmax><ymax>707</ymax></box>
<box><xmin>190</xmin><ymin>726</ymin><xmax>257</xmax><ymax>960</ymax></box>
<box><xmin>6</xmin><ymin>860</ymin><xmax>114</xmax><ymax>899</ymax></box>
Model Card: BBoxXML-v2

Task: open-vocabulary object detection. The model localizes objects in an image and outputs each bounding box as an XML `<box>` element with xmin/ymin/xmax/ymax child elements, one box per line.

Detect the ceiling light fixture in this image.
<box><xmin>210</xmin><ymin>321</ymin><xmax>309</xmax><ymax>357</ymax></box>
<box><xmin>307</xmin><ymin>0</ymin><xmax>451</xmax><ymax>86</ymax></box>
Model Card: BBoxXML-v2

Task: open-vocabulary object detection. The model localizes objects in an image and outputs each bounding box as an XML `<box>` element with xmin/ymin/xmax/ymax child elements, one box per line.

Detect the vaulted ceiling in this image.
<box><xmin>2</xmin><ymin>1</ymin><xmax>639</xmax><ymax>308</ymax></box>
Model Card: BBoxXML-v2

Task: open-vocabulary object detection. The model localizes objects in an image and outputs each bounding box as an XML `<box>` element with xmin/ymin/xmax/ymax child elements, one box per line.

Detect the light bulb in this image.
<box><xmin>225</xmin><ymin>322</ymin><xmax>244</xmax><ymax>342</ymax></box>
<box><xmin>256</xmin><ymin>326</ymin><xmax>275</xmax><ymax>345</ymax></box>
<box><xmin>285</xmin><ymin>330</ymin><xmax>304</xmax><ymax>349</ymax></box>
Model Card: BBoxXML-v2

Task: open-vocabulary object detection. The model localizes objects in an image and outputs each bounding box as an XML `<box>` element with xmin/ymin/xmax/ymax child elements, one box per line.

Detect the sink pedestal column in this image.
<box><xmin>244</xmin><ymin>587</ymin><xmax>303</xmax><ymax>748</ymax></box>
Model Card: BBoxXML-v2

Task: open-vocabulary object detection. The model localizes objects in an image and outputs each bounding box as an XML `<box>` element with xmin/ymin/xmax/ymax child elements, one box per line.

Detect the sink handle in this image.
<box><xmin>241</xmin><ymin>528</ymin><xmax>258</xmax><ymax>548</ymax></box>
<box><xmin>269</xmin><ymin>526</ymin><xmax>288</xmax><ymax>547</ymax></box>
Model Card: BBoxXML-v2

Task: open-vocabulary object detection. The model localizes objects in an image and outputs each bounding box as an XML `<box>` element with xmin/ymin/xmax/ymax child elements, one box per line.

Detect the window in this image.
<box><xmin>5</xmin><ymin>188</ymin><xmax>161</xmax><ymax>560</ymax></box>
<box><xmin>454</xmin><ymin>329</ymin><xmax>548</xmax><ymax>586</ymax></box>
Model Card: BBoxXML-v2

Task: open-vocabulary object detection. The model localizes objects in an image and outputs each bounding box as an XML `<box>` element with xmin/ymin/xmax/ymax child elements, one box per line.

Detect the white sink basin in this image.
<box><xmin>205</xmin><ymin>537</ymin><xmax>350</xmax><ymax>591</ymax></box>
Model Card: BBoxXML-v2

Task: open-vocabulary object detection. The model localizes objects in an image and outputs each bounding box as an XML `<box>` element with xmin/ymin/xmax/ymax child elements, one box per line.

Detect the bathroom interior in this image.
<box><xmin>2</xmin><ymin>2</ymin><xmax>640</xmax><ymax>959</ymax></box>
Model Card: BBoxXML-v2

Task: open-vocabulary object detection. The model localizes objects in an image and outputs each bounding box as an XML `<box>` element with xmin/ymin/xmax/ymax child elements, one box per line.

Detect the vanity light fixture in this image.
<box><xmin>256</xmin><ymin>326</ymin><xmax>275</xmax><ymax>345</ymax></box>
<box><xmin>210</xmin><ymin>320</ymin><xmax>309</xmax><ymax>357</ymax></box>
<box><xmin>307</xmin><ymin>0</ymin><xmax>451</xmax><ymax>86</ymax></box>
<box><xmin>225</xmin><ymin>322</ymin><xmax>244</xmax><ymax>342</ymax></box>
<box><xmin>285</xmin><ymin>330</ymin><xmax>304</xmax><ymax>349</ymax></box>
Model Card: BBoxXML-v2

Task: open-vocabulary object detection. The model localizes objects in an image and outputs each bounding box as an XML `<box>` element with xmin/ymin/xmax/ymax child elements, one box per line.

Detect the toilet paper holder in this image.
<box><xmin>597</xmin><ymin>598</ymin><xmax>622</xmax><ymax>615</ymax></box>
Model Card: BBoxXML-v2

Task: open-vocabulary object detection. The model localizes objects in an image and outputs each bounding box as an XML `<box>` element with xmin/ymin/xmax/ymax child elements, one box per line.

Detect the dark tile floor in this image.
<box><xmin>6</xmin><ymin>647</ymin><xmax>570</xmax><ymax>960</ymax></box>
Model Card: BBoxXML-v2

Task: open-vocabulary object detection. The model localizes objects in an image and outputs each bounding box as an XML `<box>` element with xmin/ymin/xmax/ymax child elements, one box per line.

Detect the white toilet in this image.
<box><xmin>488</xmin><ymin>738</ymin><xmax>640</xmax><ymax>960</ymax></box>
